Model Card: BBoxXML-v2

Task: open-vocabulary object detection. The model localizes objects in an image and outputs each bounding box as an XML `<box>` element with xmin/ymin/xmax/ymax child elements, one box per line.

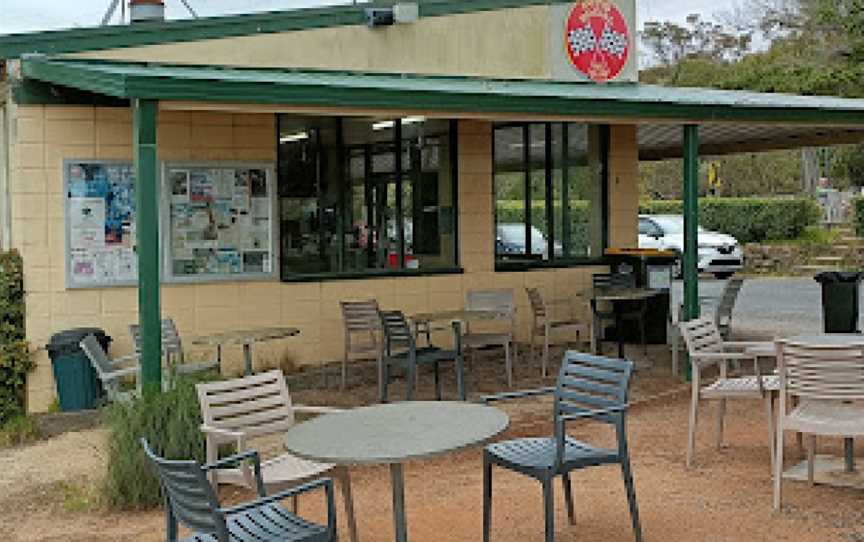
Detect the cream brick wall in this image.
<box><xmin>14</xmin><ymin>112</ymin><xmax>634</xmax><ymax>413</ymax></box>
<box><xmin>607</xmin><ymin>125</ymin><xmax>639</xmax><ymax>248</ymax></box>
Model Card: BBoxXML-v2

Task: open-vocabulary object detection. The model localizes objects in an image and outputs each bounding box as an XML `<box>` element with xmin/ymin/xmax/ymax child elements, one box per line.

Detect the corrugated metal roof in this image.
<box><xmin>18</xmin><ymin>57</ymin><xmax>864</xmax><ymax>128</ymax></box>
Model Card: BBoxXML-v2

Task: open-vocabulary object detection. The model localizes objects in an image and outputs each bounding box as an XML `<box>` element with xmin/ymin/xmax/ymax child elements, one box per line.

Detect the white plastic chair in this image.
<box><xmin>526</xmin><ymin>287</ymin><xmax>589</xmax><ymax>377</ymax></box>
<box><xmin>339</xmin><ymin>299</ymin><xmax>382</xmax><ymax>391</ymax></box>
<box><xmin>773</xmin><ymin>340</ymin><xmax>864</xmax><ymax>511</ymax></box>
<box><xmin>196</xmin><ymin>370</ymin><xmax>358</xmax><ymax>542</ymax></box>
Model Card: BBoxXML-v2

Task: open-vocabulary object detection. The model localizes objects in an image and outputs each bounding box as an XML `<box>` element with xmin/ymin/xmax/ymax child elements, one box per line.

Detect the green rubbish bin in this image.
<box><xmin>814</xmin><ymin>272</ymin><xmax>862</xmax><ymax>334</ymax></box>
<box><xmin>47</xmin><ymin>328</ymin><xmax>111</xmax><ymax>411</ymax></box>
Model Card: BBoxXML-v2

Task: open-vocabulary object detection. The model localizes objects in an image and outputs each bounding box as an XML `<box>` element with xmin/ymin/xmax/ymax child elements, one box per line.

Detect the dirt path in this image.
<box><xmin>2</xmin><ymin>392</ymin><xmax>864</xmax><ymax>541</ymax></box>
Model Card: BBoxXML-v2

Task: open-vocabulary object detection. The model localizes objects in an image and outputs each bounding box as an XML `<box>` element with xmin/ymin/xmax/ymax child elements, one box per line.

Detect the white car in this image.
<box><xmin>638</xmin><ymin>215</ymin><xmax>742</xmax><ymax>279</ymax></box>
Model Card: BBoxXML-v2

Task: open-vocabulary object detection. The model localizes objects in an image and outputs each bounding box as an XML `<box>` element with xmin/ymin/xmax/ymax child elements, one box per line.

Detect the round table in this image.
<box><xmin>285</xmin><ymin>401</ymin><xmax>509</xmax><ymax>542</ymax></box>
<box><xmin>190</xmin><ymin>327</ymin><xmax>300</xmax><ymax>375</ymax></box>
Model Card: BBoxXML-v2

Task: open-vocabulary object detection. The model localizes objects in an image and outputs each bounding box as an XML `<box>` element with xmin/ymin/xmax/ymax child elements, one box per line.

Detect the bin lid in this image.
<box><xmin>814</xmin><ymin>271</ymin><xmax>864</xmax><ymax>284</ymax></box>
<box><xmin>47</xmin><ymin>328</ymin><xmax>111</xmax><ymax>356</ymax></box>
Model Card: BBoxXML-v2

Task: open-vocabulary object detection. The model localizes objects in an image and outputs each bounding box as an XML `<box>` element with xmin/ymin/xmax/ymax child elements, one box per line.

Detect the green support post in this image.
<box><xmin>134</xmin><ymin>98</ymin><xmax>162</xmax><ymax>393</ymax></box>
<box><xmin>682</xmin><ymin>124</ymin><xmax>700</xmax><ymax>380</ymax></box>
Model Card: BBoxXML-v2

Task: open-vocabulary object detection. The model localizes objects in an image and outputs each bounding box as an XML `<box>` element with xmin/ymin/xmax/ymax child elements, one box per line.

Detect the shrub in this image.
<box><xmin>639</xmin><ymin>198</ymin><xmax>822</xmax><ymax>243</ymax></box>
<box><xmin>0</xmin><ymin>414</ymin><xmax>40</xmax><ymax>448</ymax></box>
<box><xmin>102</xmin><ymin>378</ymin><xmax>206</xmax><ymax>510</ymax></box>
<box><xmin>855</xmin><ymin>197</ymin><xmax>864</xmax><ymax>237</ymax></box>
<box><xmin>0</xmin><ymin>251</ymin><xmax>33</xmax><ymax>424</ymax></box>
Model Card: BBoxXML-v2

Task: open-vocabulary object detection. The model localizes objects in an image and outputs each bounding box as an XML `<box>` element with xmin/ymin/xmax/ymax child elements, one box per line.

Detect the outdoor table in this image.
<box><xmin>590</xmin><ymin>288</ymin><xmax>656</xmax><ymax>358</ymax></box>
<box><xmin>411</xmin><ymin>309</ymin><xmax>507</xmax><ymax>344</ymax></box>
<box><xmin>190</xmin><ymin>327</ymin><xmax>300</xmax><ymax>375</ymax></box>
<box><xmin>759</xmin><ymin>333</ymin><xmax>864</xmax><ymax>488</ymax></box>
<box><xmin>284</xmin><ymin>401</ymin><xmax>509</xmax><ymax>542</ymax></box>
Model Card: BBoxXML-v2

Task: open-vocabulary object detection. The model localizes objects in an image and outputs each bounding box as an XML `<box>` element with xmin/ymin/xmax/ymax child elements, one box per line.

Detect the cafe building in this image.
<box><xmin>3</xmin><ymin>0</ymin><xmax>864</xmax><ymax>412</ymax></box>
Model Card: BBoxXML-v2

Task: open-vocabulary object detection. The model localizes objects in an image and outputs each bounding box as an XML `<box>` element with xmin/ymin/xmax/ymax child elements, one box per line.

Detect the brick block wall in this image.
<box><xmin>12</xmin><ymin>111</ymin><xmax>636</xmax><ymax>413</ymax></box>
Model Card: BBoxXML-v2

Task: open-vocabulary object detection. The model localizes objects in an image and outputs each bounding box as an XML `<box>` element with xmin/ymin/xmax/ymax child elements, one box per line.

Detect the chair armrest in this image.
<box><xmin>204</xmin><ymin>449</ymin><xmax>265</xmax><ymax>496</ymax></box>
<box><xmin>293</xmin><ymin>405</ymin><xmax>343</xmax><ymax>415</ymax></box>
<box><xmin>479</xmin><ymin>387</ymin><xmax>556</xmax><ymax>404</ymax></box>
<box><xmin>221</xmin><ymin>477</ymin><xmax>336</xmax><ymax>532</ymax></box>
<box><xmin>200</xmin><ymin>425</ymin><xmax>247</xmax><ymax>449</ymax></box>
<box><xmin>722</xmin><ymin>341</ymin><xmax>774</xmax><ymax>351</ymax></box>
<box><xmin>114</xmin><ymin>353</ymin><xmax>140</xmax><ymax>364</ymax></box>
<box><xmin>103</xmin><ymin>365</ymin><xmax>140</xmax><ymax>380</ymax></box>
<box><xmin>690</xmin><ymin>352</ymin><xmax>753</xmax><ymax>360</ymax></box>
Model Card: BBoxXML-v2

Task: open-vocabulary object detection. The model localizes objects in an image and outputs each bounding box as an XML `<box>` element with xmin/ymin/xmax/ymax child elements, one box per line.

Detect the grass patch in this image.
<box><xmin>760</xmin><ymin>226</ymin><xmax>842</xmax><ymax>248</ymax></box>
<box><xmin>102</xmin><ymin>376</ymin><xmax>209</xmax><ymax>510</ymax></box>
<box><xmin>53</xmin><ymin>479</ymin><xmax>102</xmax><ymax>513</ymax></box>
<box><xmin>0</xmin><ymin>415</ymin><xmax>41</xmax><ymax>448</ymax></box>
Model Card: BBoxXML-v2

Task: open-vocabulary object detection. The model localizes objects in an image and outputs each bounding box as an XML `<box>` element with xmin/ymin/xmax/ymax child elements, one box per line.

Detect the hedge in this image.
<box><xmin>495</xmin><ymin>197</ymin><xmax>819</xmax><ymax>246</ymax></box>
<box><xmin>855</xmin><ymin>197</ymin><xmax>864</xmax><ymax>238</ymax></box>
<box><xmin>0</xmin><ymin>251</ymin><xmax>32</xmax><ymax>424</ymax></box>
<box><xmin>639</xmin><ymin>198</ymin><xmax>822</xmax><ymax>243</ymax></box>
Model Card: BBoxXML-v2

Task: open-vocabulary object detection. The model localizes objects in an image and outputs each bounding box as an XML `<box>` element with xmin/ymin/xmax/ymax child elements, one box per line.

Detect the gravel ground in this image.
<box><xmin>2</xmin><ymin>356</ymin><xmax>864</xmax><ymax>541</ymax></box>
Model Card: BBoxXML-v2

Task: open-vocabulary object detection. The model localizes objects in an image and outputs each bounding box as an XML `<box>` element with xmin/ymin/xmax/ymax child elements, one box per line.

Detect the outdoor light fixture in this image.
<box><xmin>280</xmin><ymin>131</ymin><xmax>309</xmax><ymax>143</ymax></box>
<box><xmin>372</xmin><ymin>116</ymin><xmax>426</xmax><ymax>131</ymax></box>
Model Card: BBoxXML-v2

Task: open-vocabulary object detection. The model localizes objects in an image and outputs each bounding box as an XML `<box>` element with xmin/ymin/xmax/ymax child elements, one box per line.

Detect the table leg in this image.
<box><xmin>243</xmin><ymin>343</ymin><xmax>253</xmax><ymax>376</ymax></box>
<box><xmin>390</xmin><ymin>463</ymin><xmax>408</xmax><ymax>542</ymax></box>
<box><xmin>845</xmin><ymin>438</ymin><xmax>855</xmax><ymax>473</ymax></box>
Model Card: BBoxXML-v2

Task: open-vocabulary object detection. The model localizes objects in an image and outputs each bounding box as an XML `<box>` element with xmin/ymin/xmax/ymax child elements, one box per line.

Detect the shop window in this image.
<box><xmin>278</xmin><ymin>116</ymin><xmax>458</xmax><ymax>280</ymax></box>
<box><xmin>493</xmin><ymin>122</ymin><xmax>606</xmax><ymax>269</ymax></box>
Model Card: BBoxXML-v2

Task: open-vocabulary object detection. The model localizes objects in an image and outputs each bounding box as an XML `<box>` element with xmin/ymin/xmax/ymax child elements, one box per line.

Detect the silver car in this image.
<box><xmin>638</xmin><ymin>215</ymin><xmax>743</xmax><ymax>279</ymax></box>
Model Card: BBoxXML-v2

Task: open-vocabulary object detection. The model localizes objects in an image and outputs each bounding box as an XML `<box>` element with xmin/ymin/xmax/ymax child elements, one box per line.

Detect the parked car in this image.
<box><xmin>496</xmin><ymin>223</ymin><xmax>562</xmax><ymax>259</ymax></box>
<box><xmin>638</xmin><ymin>214</ymin><xmax>742</xmax><ymax>279</ymax></box>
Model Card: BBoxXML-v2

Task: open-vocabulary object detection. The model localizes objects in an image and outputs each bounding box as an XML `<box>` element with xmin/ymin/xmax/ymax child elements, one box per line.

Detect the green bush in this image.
<box><xmin>103</xmin><ymin>378</ymin><xmax>206</xmax><ymax>510</ymax></box>
<box><xmin>639</xmin><ymin>198</ymin><xmax>822</xmax><ymax>243</ymax></box>
<box><xmin>855</xmin><ymin>197</ymin><xmax>864</xmax><ymax>237</ymax></box>
<box><xmin>0</xmin><ymin>414</ymin><xmax>40</xmax><ymax>448</ymax></box>
<box><xmin>0</xmin><ymin>251</ymin><xmax>33</xmax><ymax>424</ymax></box>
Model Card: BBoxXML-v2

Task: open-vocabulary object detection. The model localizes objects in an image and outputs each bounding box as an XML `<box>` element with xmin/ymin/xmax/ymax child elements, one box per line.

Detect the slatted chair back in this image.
<box><xmin>341</xmin><ymin>300</ymin><xmax>381</xmax><ymax>334</ymax></box>
<box><xmin>380</xmin><ymin>310</ymin><xmax>415</xmax><ymax>355</ymax></box>
<box><xmin>141</xmin><ymin>439</ymin><xmax>228</xmax><ymax>541</ymax></box>
<box><xmin>129</xmin><ymin>318</ymin><xmax>183</xmax><ymax>359</ymax></box>
<box><xmin>554</xmin><ymin>351</ymin><xmax>633</xmax><ymax>427</ymax></box>
<box><xmin>715</xmin><ymin>277</ymin><xmax>744</xmax><ymax>329</ymax></box>
<box><xmin>466</xmin><ymin>289</ymin><xmax>515</xmax><ymax>314</ymax></box>
<box><xmin>777</xmin><ymin>341</ymin><xmax>864</xmax><ymax>402</ymax></box>
<box><xmin>526</xmin><ymin>287</ymin><xmax>548</xmax><ymax>323</ymax></box>
<box><xmin>679</xmin><ymin>316</ymin><xmax>726</xmax><ymax>365</ymax></box>
<box><xmin>80</xmin><ymin>334</ymin><xmax>115</xmax><ymax>381</ymax></box>
<box><xmin>197</xmin><ymin>370</ymin><xmax>296</xmax><ymax>439</ymax></box>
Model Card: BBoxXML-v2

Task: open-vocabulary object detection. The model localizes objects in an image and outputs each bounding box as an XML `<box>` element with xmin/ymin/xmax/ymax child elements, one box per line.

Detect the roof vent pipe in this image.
<box><xmin>129</xmin><ymin>0</ymin><xmax>165</xmax><ymax>22</ymax></box>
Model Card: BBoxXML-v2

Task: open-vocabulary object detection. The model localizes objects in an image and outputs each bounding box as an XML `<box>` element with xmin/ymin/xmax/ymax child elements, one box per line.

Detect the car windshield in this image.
<box><xmin>650</xmin><ymin>216</ymin><xmax>705</xmax><ymax>235</ymax></box>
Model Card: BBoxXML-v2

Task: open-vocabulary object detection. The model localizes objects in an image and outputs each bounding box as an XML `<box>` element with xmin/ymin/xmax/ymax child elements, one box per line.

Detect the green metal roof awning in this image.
<box><xmin>17</xmin><ymin>56</ymin><xmax>864</xmax><ymax>159</ymax></box>
<box><xmin>19</xmin><ymin>56</ymin><xmax>864</xmax><ymax>126</ymax></box>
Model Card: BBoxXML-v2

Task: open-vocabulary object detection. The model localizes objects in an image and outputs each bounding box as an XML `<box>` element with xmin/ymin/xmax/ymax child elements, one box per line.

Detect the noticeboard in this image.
<box><xmin>161</xmin><ymin>162</ymin><xmax>277</xmax><ymax>282</ymax></box>
<box><xmin>64</xmin><ymin>160</ymin><xmax>137</xmax><ymax>288</ymax></box>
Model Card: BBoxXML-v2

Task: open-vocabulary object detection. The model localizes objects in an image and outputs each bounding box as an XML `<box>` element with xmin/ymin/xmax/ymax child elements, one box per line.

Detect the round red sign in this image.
<box><xmin>564</xmin><ymin>1</ymin><xmax>630</xmax><ymax>83</ymax></box>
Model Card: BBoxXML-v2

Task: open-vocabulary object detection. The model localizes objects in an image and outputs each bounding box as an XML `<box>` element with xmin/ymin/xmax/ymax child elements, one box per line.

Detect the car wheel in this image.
<box><xmin>713</xmin><ymin>272</ymin><xmax>734</xmax><ymax>280</ymax></box>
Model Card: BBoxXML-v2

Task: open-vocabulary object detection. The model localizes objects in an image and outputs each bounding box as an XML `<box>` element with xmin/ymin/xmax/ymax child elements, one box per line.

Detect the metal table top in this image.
<box><xmin>284</xmin><ymin>401</ymin><xmax>509</xmax><ymax>465</ymax></box>
<box><xmin>411</xmin><ymin>309</ymin><xmax>508</xmax><ymax>324</ymax></box>
<box><xmin>190</xmin><ymin>327</ymin><xmax>300</xmax><ymax>347</ymax></box>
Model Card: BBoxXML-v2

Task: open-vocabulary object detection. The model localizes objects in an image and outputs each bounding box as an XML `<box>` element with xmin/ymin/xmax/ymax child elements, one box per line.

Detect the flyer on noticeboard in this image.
<box><xmin>167</xmin><ymin>165</ymin><xmax>272</xmax><ymax>278</ymax></box>
<box><xmin>66</xmin><ymin>162</ymin><xmax>137</xmax><ymax>286</ymax></box>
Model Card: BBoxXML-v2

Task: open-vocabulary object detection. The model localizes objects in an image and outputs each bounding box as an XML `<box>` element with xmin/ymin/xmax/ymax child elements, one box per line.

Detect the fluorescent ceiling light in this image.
<box><xmin>280</xmin><ymin>131</ymin><xmax>309</xmax><ymax>143</ymax></box>
<box><xmin>372</xmin><ymin>116</ymin><xmax>427</xmax><ymax>131</ymax></box>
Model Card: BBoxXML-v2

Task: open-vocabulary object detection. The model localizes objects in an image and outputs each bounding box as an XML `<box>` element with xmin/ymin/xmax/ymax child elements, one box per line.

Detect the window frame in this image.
<box><xmin>492</xmin><ymin>122</ymin><xmax>610</xmax><ymax>272</ymax></box>
<box><xmin>277</xmin><ymin>116</ymin><xmax>461</xmax><ymax>282</ymax></box>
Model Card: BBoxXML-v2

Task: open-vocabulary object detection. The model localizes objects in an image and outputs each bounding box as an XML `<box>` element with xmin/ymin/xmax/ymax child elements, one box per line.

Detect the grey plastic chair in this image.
<box><xmin>379</xmin><ymin>310</ymin><xmax>465</xmax><ymax>403</ymax></box>
<box><xmin>130</xmin><ymin>318</ymin><xmax>221</xmax><ymax>377</ymax></box>
<box><xmin>141</xmin><ymin>438</ymin><xmax>336</xmax><ymax>542</ymax></box>
<box><xmin>79</xmin><ymin>334</ymin><xmax>141</xmax><ymax>402</ymax></box>
<box><xmin>482</xmin><ymin>352</ymin><xmax>641</xmax><ymax>542</ymax></box>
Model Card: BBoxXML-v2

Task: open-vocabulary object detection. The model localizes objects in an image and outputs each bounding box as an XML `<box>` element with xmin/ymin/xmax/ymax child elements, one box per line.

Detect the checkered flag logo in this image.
<box><xmin>568</xmin><ymin>27</ymin><xmax>597</xmax><ymax>56</ymax></box>
<box><xmin>599</xmin><ymin>27</ymin><xmax>628</xmax><ymax>58</ymax></box>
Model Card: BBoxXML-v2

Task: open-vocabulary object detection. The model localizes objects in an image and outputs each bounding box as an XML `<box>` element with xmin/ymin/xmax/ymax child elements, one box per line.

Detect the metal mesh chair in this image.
<box><xmin>482</xmin><ymin>351</ymin><xmax>642</xmax><ymax>542</ymax></box>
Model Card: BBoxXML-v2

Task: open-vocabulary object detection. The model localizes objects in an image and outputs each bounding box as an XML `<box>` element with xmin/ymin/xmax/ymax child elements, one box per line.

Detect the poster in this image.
<box><xmin>66</xmin><ymin>161</ymin><xmax>137</xmax><ymax>287</ymax></box>
<box><xmin>165</xmin><ymin>164</ymin><xmax>274</xmax><ymax>278</ymax></box>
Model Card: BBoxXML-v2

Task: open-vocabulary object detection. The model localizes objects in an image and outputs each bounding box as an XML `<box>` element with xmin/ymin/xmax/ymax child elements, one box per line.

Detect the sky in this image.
<box><xmin>0</xmin><ymin>0</ymin><xmax>745</xmax><ymax>36</ymax></box>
